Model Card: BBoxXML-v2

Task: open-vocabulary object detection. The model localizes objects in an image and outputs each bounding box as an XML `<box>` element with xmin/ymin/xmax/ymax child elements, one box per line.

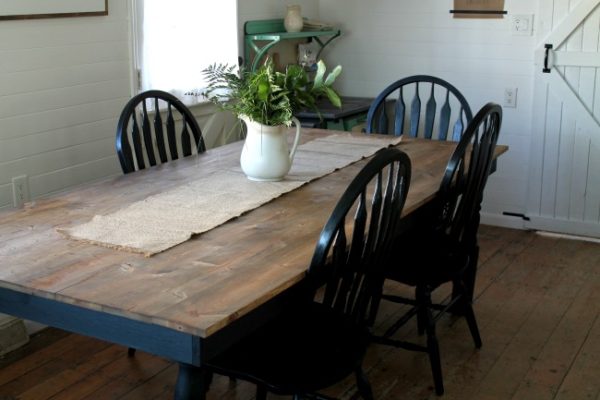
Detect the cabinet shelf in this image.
<box><xmin>244</xmin><ymin>19</ymin><xmax>341</xmax><ymax>71</ymax></box>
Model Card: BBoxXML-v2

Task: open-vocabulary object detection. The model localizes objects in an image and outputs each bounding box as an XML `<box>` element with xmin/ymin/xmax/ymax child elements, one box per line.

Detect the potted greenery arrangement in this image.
<box><xmin>203</xmin><ymin>59</ymin><xmax>342</xmax><ymax>181</ymax></box>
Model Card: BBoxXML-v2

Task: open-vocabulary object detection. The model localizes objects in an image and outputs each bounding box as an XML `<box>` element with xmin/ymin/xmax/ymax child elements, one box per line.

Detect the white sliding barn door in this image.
<box><xmin>527</xmin><ymin>0</ymin><xmax>600</xmax><ymax>238</ymax></box>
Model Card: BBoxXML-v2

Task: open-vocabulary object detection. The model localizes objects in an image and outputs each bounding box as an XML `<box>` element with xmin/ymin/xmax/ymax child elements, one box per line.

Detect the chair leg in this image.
<box><xmin>418</xmin><ymin>287</ymin><xmax>444</xmax><ymax>396</ymax></box>
<box><xmin>256</xmin><ymin>384</ymin><xmax>268</xmax><ymax>400</ymax></box>
<box><xmin>416</xmin><ymin>287</ymin><xmax>427</xmax><ymax>336</ymax></box>
<box><xmin>205</xmin><ymin>371</ymin><xmax>214</xmax><ymax>390</ymax></box>
<box><xmin>458</xmin><ymin>246</ymin><xmax>479</xmax><ymax>303</ymax></box>
<box><xmin>450</xmin><ymin>246</ymin><xmax>479</xmax><ymax>315</ymax></box>
<box><xmin>368</xmin><ymin>290</ymin><xmax>383</xmax><ymax>328</ymax></box>
<box><xmin>355</xmin><ymin>367</ymin><xmax>374</xmax><ymax>400</ymax></box>
<box><xmin>465</xmin><ymin>246</ymin><xmax>480</xmax><ymax>302</ymax></box>
<box><xmin>452</xmin><ymin>275</ymin><xmax>483</xmax><ymax>350</ymax></box>
<box><xmin>464</xmin><ymin>303</ymin><xmax>482</xmax><ymax>348</ymax></box>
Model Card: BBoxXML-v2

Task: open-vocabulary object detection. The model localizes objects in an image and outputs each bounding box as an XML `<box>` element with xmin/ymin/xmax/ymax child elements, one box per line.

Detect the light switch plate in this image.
<box><xmin>511</xmin><ymin>14</ymin><xmax>534</xmax><ymax>36</ymax></box>
<box><xmin>504</xmin><ymin>87</ymin><xmax>518</xmax><ymax>108</ymax></box>
<box><xmin>11</xmin><ymin>175</ymin><xmax>30</xmax><ymax>208</ymax></box>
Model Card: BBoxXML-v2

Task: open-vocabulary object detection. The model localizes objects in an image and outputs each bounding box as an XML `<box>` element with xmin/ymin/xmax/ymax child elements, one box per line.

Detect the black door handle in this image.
<box><xmin>543</xmin><ymin>44</ymin><xmax>553</xmax><ymax>73</ymax></box>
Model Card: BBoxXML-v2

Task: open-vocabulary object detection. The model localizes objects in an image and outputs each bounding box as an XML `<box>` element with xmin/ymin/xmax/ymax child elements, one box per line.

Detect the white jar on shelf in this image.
<box><xmin>284</xmin><ymin>5</ymin><xmax>303</xmax><ymax>33</ymax></box>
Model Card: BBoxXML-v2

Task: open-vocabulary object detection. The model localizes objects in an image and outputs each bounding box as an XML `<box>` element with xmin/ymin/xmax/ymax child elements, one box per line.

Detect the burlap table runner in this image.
<box><xmin>59</xmin><ymin>134</ymin><xmax>402</xmax><ymax>256</ymax></box>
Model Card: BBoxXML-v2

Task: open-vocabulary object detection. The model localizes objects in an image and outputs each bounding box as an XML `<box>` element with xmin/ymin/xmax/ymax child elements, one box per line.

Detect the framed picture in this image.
<box><xmin>0</xmin><ymin>0</ymin><xmax>108</xmax><ymax>21</ymax></box>
<box><xmin>452</xmin><ymin>0</ymin><xmax>506</xmax><ymax>19</ymax></box>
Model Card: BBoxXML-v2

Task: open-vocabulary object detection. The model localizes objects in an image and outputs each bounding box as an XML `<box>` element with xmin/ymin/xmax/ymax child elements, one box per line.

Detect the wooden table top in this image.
<box><xmin>0</xmin><ymin>129</ymin><xmax>507</xmax><ymax>338</ymax></box>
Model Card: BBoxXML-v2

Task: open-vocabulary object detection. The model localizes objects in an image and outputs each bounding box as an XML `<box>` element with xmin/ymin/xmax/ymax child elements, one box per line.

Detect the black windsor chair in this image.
<box><xmin>116</xmin><ymin>90</ymin><xmax>206</xmax><ymax>174</ymax></box>
<box><xmin>365</xmin><ymin>75</ymin><xmax>473</xmax><ymax>140</ymax></box>
<box><xmin>372</xmin><ymin>103</ymin><xmax>502</xmax><ymax>396</ymax></box>
<box><xmin>206</xmin><ymin>148</ymin><xmax>412</xmax><ymax>400</ymax></box>
<box><xmin>117</xmin><ymin>90</ymin><xmax>206</xmax><ymax>357</ymax></box>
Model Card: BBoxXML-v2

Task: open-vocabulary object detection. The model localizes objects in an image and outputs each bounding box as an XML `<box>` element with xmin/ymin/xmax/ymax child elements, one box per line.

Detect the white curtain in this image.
<box><xmin>139</xmin><ymin>0</ymin><xmax>238</xmax><ymax>100</ymax></box>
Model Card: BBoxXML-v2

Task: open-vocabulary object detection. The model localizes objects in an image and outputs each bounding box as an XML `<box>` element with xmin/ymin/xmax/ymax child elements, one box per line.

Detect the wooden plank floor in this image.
<box><xmin>0</xmin><ymin>225</ymin><xmax>598</xmax><ymax>400</ymax></box>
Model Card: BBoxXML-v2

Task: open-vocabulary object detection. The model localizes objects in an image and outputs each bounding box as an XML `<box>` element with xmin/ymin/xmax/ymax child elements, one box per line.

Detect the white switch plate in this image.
<box><xmin>511</xmin><ymin>14</ymin><xmax>534</xmax><ymax>36</ymax></box>
<box><xmin>11</xmin><ymin>175</ymin><xmax>30</xmax><ymax>208</ymax></box>
<box><xmin>504</xmin><ymin>87</ymin><xmax>518</xmax><ymax>108</ymax></box>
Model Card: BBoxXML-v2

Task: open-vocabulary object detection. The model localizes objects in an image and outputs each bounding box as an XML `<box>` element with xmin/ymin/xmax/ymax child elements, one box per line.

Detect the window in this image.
<box><xmin>134</xmin><ymin>0</ymin><xmax>238</xmax><ymax>102</ymax></box>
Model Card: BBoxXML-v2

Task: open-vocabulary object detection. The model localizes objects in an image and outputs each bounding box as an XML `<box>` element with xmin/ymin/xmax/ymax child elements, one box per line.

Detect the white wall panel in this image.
<box><xmin>0</xmin><ymin>61</ymin><xmax>130</xmax><ymax>97</ymax></box>
<box><xmin>0</xmin><ymin>119</ymin><xmax>115</xmax><ymax>162</ymax></box>
<box><xmin>0</xmin><ymin>0</ymin><xmax>549</xmax><ymax>227</ymax></box>
<box><xmin>0</xmin><ymin>184</ymin><xmax>12</xmax><ymax>208</ymax></box>
<box><xmin>319</xmin><ymin>0</ymin><xmax>539</xmax><ymax>222</ymax></box>
<box><xmin>29</xmin><ymin>156</ymin><xmax>120</xmax><ymax>199</ymax></box>
<box><xmin>0</xmin><ymin>99</ymin><xmax>125</xmax><ymax>140</ymax></box>
<box><xmin>0</xmin><ymin>0</ymin><xmax>132</xmax><ymax>209</ymax></box>
<box><xmin>0</xmin><ymin>136</ymin><xmax>116</xmax><ymax>183</ymax></box>
<box><xmin>0</xmin><ymin>79</ymin><xmax>130</xmax><ymax>119</ymax></box>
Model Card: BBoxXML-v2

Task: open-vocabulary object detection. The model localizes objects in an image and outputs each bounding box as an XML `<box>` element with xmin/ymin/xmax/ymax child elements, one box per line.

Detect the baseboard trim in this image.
<box><xmin>480</xmin><ymin>212</ymin><xmax>527</xmax><ymax>230</ymax></box>
<box><xmin>0</xmin><ymin>316</ymin><xmax>29</xmax><ymax>356</ymax></box>
<box><xmin>525</xmin><ymin>215</ymin><xmax>600</xmax><ymax>238</ymax></box>
<box><xmin>536</xmin><ymin>230</ymin><xmax>600</xmax><ymax>243</ymax></box>
<box><xmin>24</xmin><ymin>320</ymin><xmax>47</xmax><ymax>336</ymax></box>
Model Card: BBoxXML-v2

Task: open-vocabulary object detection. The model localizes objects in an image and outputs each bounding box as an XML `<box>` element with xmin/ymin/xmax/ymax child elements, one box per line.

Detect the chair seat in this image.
<box><xmin>207</xmin><ymin>301</ymin><xmax>370</xmax><ymax>395</ymax></box>
<box><xmin>386</xmin><ymin>232</ymin><xmax>470</xmax><ymax>288</ymax></box>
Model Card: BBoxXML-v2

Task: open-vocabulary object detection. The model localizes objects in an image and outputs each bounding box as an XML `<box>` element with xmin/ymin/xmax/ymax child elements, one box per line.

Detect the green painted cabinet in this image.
<box><xmin>244</xmin><ymin>19</ymin><xmax>341</xmax><ymax>72</ymax></box>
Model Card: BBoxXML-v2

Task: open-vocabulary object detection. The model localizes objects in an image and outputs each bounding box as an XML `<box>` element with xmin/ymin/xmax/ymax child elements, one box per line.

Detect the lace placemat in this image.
<box><xmin>59</xmin><ymin>134</ymin><xmax>401</xmax><ymax>256</ymax></box>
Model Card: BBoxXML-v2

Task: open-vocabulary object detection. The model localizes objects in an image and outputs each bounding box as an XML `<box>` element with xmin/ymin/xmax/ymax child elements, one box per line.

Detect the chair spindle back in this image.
<box><xmin>116</xmin><ymin>90</ymin><xmax>206</xmax><ymax>174</ymax></box>
<box><xmin>437</xmin><ymin>102</ymin><xmax>502</xmax><ymax>248</ymax></box>
<box><xmin>307</xmin><ymin>148</ymin><xmax>412</xmax><ymax>326</ymax></box>
<box><xmin>366</xmin><ymin>75</ymin><xmax>473</xmax><ymax>141</ymax></box>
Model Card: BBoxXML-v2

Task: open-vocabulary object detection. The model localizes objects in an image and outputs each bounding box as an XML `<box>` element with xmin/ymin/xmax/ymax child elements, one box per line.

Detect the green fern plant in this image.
<box><xmin>202</xmin><ymin>59</ymin><xmax>342</xmax><ymax>126</ymax></box>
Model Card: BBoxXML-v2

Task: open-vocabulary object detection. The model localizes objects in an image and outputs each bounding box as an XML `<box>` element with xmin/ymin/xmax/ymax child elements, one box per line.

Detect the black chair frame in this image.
<box><xmin>366</xmin><ymin>75</ymin><xmax>473</xmax><ymax>140</ymax></box>
<box><xmin>373</xmin><ymin>103</ymin><xmax>502</xmax><ymax>396</ymax></box>
<box><xmin>116</xmin><ymin>90</ymin><xmax>206</xmax><ymax>174</ymax></box>
<box><xmin>207</xmin><ymin>148</ymin><xmax>412</xmax><ymax>400</ymax></box>
<box><xmin>119</xmin><ymin>90</ymin><xmax>205</xmax><ymax>357</ymax></box>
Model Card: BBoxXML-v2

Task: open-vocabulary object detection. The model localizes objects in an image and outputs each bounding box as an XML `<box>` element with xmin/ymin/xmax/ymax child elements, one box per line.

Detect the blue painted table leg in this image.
<box><xmin>174</xmin><ymin>363</ymin><xmax>206</xmax><ymax>400</ymax></box>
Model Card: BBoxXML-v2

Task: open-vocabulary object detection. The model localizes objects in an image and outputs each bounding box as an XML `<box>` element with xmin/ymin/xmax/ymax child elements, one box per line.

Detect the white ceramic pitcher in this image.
<box><xmin>240</xmin><ymin>116</ymin><xmax>302</xmax><ymax>181</ymax></box>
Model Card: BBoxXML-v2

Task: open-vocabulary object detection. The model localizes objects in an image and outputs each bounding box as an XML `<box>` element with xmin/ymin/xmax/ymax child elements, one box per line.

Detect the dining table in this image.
<box><xmin>0</xmin><ymin>128</ymin><xmax>507</xmax><ymax>399</ymax></box>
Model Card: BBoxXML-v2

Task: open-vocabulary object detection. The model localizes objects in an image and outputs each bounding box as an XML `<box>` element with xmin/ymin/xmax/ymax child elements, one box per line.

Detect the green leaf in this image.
<box><xmin>198</xmin><ymin>57</ymin><xmax>342</xmax><ymax>125</ymax></box>
<box><xmin>257</xmin><ymin>83</ymin><xmax>269</xmax><ymax>102</ymax></box>
<box><xmin>324</xmin><ymin>87</ymin><xmax>341</xmax><ymax>108</ymax></box>
<box><xmin>324</xmin><ymin>65</ymin><xmax>342</xmax><ymax>86</ymax></box>
<box><xmin>313</xmin><ymin>60</ymin><xmax>326</xmax><ymax>88</ymax></box>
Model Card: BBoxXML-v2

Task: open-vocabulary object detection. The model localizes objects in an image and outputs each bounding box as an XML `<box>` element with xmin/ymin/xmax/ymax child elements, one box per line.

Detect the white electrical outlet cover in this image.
<box><xmin>511</xmin><ymin>14</ymin><xmax>534</xmax><ymax>36</ymax></box>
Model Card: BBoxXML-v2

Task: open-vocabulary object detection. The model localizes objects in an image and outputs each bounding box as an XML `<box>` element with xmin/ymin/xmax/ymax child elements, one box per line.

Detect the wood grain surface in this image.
<box><xmin>0</xmin><ymin>129</ymin><xmax>507</xmax><ymax>338</ymax></box>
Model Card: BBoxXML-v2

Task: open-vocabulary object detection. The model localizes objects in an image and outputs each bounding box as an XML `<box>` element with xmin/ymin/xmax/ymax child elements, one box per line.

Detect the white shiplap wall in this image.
<box><xmin>0</xmin><ymin>0</ymin><xmax>547</xmax><ymax>219</ymax></box>
<box><xmin>0</xmin><ymin>0</ymin><xmax>321</xmax><ymax>211</ymax></box>
<box><xmin>319</xmin><ymin>0</ymin><xmax>540</xmax><ymax>228</ymax></box>
<box><xmin>0</xmin><ymin>0</ymin><xmax>133</xmax><ymax>210</ymax></box>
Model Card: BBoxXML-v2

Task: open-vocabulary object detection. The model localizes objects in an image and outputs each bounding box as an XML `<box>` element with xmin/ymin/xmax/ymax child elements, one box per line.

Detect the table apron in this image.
<box><xmin>0</xmin><ymin>286</ymin><xmax>202</xmax><ymax>366</ymax></box>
